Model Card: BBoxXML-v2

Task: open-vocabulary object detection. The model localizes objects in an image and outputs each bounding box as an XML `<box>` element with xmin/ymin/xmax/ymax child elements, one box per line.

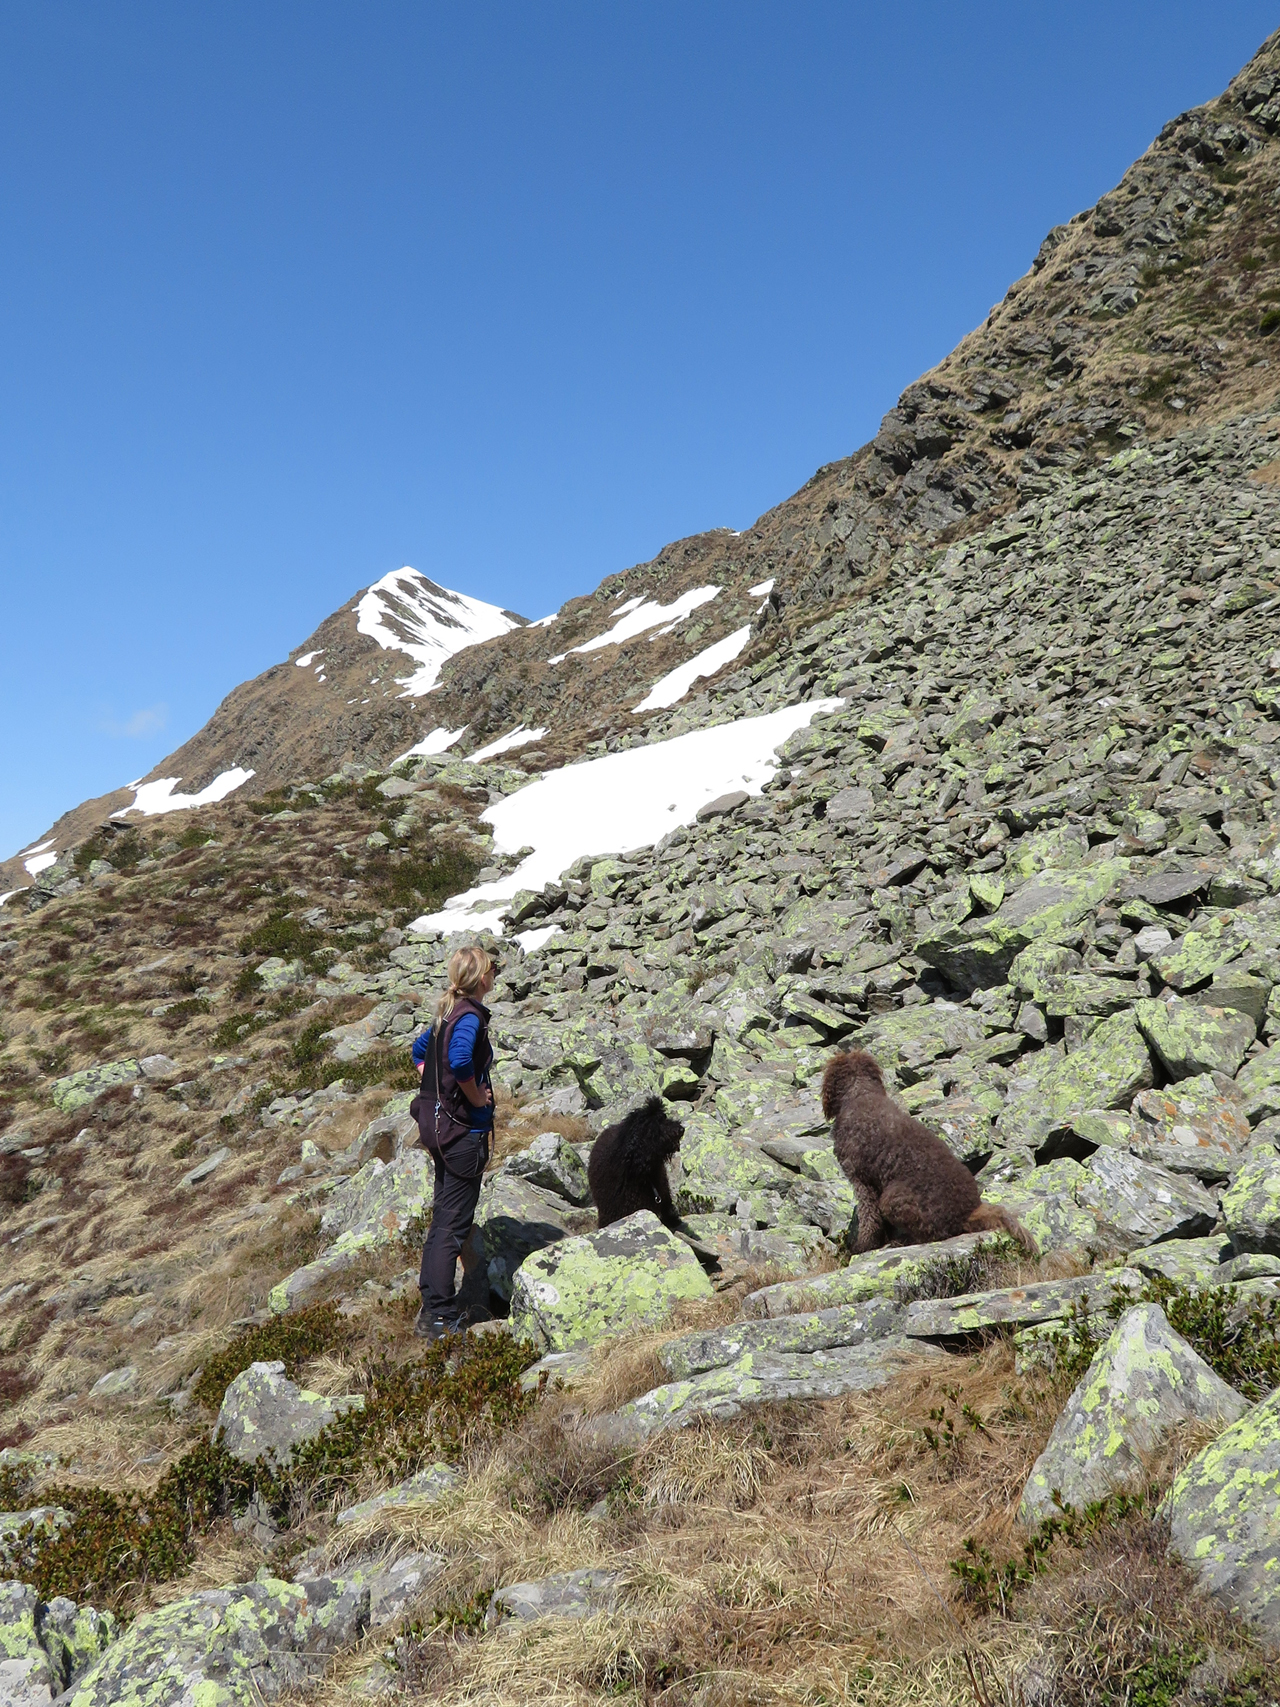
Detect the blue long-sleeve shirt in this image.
<box><xmin>413</xmin><ymin>1013</ymin><xmax>492</xmax><ymax>1130</ymax></box>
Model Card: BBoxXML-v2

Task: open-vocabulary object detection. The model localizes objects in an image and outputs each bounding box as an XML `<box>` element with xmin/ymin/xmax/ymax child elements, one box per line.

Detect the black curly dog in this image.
<box><xmin>588</xmin><ymin>1096</ymin><xmax>684</xmax><ymax>1230</ymax></box>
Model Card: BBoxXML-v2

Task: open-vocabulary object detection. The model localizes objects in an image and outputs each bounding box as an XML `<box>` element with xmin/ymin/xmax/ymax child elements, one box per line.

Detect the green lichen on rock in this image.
<box><xmin>998</xmin><ymin>1010</ymin><xmax>1153</xmax><ymax>1144</ymax></box>
<box><xmin>1019</xmin><ymin>1303</ymin><xmax>1248</xmax><ymax>1525</ymax></box>
<box><xmin>50</xmin><ymin>1059</ymin><xmax>140</xmax><ymax>1113</ymax></box>
<box><xmin>1133</xmin><ymin>998</ymin><xmax>1257</xmax><ymax>1080</ymax></box>
<box><xmin>742</xmin><ymin>1230</ymin><xmax>1008</xmax><ymax>1319</ymax></box>
<box><xmin>509</xmin><ymin>1209</ymin><xmax>713</xmax><ymax>1351</ymax></box>
<box><xmin>0</xmin><ymin>1580</ymin><xmax>118</xmax><ymax>1704</ymax></box>
<box><xmin>1236</xmin><ymin>1041</ymin><xmax>1280</xmax><ymax>1125</ymax></box>
<box><xmin>980</xmin><ymin>1158</ymin><xmax>1101</xmax><ymax>1256</ymax></box>
<box><xmin>903</xmin><ymin>1269</ymin><xmax>1141</xmax><ymax>1340</ymax></box>
<box><xmin>61</xmin><ymin>1573</ymin><xmax>369</xmax><ymax>1706</ymax></box>
<box><xmin>1221</xmin><ymin>1143</ymin><xmax>1280</xmax><ymax>1256</ymax></box>
<box><xmin>215</xmin><ymin>1361</ymin><xmax>364</xmax><ymax>1469</ymax></box>
<box><xmin>1162</xmin><ymin>1381</ymin><xmax>1280</xmax><ymax>1641</ymax></box>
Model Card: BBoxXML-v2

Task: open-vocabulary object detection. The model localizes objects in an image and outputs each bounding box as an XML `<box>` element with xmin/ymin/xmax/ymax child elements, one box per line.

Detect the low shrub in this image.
<box><xmin>190</xmin><ymin>1302</ymin><xmax>347</xmax><ymax>1411</ymax></box>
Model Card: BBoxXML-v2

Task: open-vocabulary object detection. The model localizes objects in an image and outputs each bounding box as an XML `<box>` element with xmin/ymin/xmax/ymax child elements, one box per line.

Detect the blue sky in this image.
<box><xmin>1</xmin><ymin>3</ymin><xmax>1276</xmax><ymax>859</ymax></box>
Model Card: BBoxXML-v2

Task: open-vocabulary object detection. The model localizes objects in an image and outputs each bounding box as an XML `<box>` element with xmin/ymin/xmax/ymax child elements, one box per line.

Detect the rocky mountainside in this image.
<box><xmin>10</xmin><ymin>27</ymin><xmax>1280</xmax><ymax>899</ymax></box>
<box><xmin>4</xmin><ymin>29</ymin><xmax>1280</xmax><ymax>1707</ymax></box>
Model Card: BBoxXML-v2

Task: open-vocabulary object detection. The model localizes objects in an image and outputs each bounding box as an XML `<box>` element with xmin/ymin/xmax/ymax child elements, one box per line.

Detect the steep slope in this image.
<box><xmin>8</xmin><ymin>28</ymin><xmax>1280</xmax><ymax>902</ymax></box>
<box><xmin>5</xmin><ymin>34</ymin><xmax>1280</xmax><ymax>1704</ymax></box>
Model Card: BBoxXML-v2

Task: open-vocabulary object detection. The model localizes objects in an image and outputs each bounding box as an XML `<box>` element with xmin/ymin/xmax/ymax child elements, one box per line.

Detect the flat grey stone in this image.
<box><xmin>1075</xmin><ymin>1147</ymin><xmax>1218</xmax><ymax>1247</ymax></box>
<box><xmin>658</xmin><ymin>1297</ymin><xmax>906</xmax><ymax>1380</ymax></box>
<box><xmin>138</xmin><ymin>1054</ymin><xmax>180</xmax><ymax>1079</ymax></box>
<box><xmin>903</xmin><ymin>1270</ymin><xmax>1141</xmax><ymax>1340</ymax></box>
<box><xmin>181</xmin><ymin>1146</ymin><xmax>230</xmax><ymax>1187</ymax></box>
<box><xmin>335</xmin><ymin>1464</ymin><xmax>458</xmax><ymax>1525</ymax></box>
<box><xmin>486</xmin><ymin>1568</ymin><xmax>620</xmax><ymax>1629</ymax></box>
<box><xmin>88</xmin><ymin>1366</ymin><xmax>137</xmax><ymax>1398</ymax></box>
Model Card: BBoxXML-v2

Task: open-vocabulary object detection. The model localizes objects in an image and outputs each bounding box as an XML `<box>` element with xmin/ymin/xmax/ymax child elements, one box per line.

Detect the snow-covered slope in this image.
<box><xmin>354</xmin><ymin>569</ymin><xmax>522</xmax><ymax>695</ymax></box>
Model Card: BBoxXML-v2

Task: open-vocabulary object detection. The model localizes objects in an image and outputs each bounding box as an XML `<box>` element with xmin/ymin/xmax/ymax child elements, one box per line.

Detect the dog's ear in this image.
<box><xmin>821</xmin><ymin>1050</ymin><xmax>883</xmax><ymax>1118</ymax></box>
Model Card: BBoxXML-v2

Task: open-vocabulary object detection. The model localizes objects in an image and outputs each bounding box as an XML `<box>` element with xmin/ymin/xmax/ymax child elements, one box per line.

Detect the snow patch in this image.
<box><xmin>122</xmin><ymin>767</ymin><xmax>256</xmax><ymax>817</ymax></box>
<box><xmin>466</xmin><ymin>726</ymin><xmax>547</xmax><ymax>764</ymax></box>
<box><xmin>530</xmin><ymin>613</ymin><xmax>558</xmax><ymax>628</ymax></box>
<box><xmin>295</xmin><ymin>650</ymin><xmax>323</xmax><ymax>668</ymax></box>
<box><xmin>633</xmin><ymin>626</ymin><xmax>751</xmax><ymax>713</ymax></box>
<box><xmin>23</xmin><ymin>850</ymin><xmax>58</xmax><ymax>876</ymax></box>
<box><xmin>749</xmin><ymin>578</ymin><xmax>775</xmax><ymax>598</ymax></box>
<box><xmin>397</xmin><ymin>726</ymin><xmax>467</xmax><ymax>762</ymax></box>
<box><xmin>0</xmin><ymin>889</ymin><xmax>29</xmax><ymax>908</ymax></box>
<box><xmin>514</xmin><ymin>924</ymin><xmax>561</xmax><ymax>954</ymax></box>
<box><xmin>355</xmin><ymin>568</ymin><xmax>520</xmax><ymax>697</ymax></box>
<box><xmin>408</xmin><ymin>698</ymin><xmax>843</xmax><ymax>938</ymax></box>
<box><xmin>546</xmin><ymin>653</ymin><xmax>567</xmax><ymax>666</ymax></box>
<box><xmin>564</xmin><ymin>585</ymin><xmax>720</xmax><ymax>658</ymax></box>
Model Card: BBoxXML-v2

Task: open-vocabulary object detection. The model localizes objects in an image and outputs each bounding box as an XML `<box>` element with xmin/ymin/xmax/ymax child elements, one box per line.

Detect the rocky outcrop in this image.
<box><xmin>510</xmin><ymin>1210</ymin><xmax>713</xmax><ymax>1351</ymax></box>
<box><xmin>1163</xmin><ymin>1383</ymin><xmax>1280</xmax><ymax>1641</ymax></box>
<box><xmin>0</xmin><ymin>1581</ymin><xmax>117</xmax><ymax>1707</ymax></box>
<box><xmin>1019</xmin><ymin>1304</ymin><xmax>1249</xmax><ymax>1524</ymax></box>
<box><xmin>214</xmin><ymin>1362</ymin><xmax>363</xmax><ymax>1470</ymax></box>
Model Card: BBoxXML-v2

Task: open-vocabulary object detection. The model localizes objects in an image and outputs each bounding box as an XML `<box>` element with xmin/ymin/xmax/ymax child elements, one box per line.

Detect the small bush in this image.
<box><xmin>237</xmin><ymin>911</ymin><xmax>324</xmax><ymax>964</ymax></box>
<box><xmin>1261</xmin><ymin>308</ymin><xmax>1280</xmax><ymax>336</ymax></box>
<box><xmin>190</xmin><ymin>1302</ymin><xmax>347</xmax><ymax>1411</ymax></box>
<box><xmin>365</xmin><ymin>838</ymin><xmax>481</xmax><ymax>916</ymax></box>
<box><xmin>952</xmin><ymin>1486</ymin><xmax>1156</xmax><ymax>1614</ymax></box>
<box><xmin>1044</xmin><ymin>1276</ymin><xmax>1280</xmax><ymax>1401</ymax></box>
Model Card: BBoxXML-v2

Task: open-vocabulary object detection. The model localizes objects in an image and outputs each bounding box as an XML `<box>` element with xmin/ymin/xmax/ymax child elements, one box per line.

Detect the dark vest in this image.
<box><xmin>413</xmin><ymin>996</ymin><xmax>493</xmax><ymax>1152</ymax></box>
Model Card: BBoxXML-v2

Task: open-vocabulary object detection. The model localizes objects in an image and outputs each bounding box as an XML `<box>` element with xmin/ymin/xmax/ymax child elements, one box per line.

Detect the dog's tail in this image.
<box><xmin>965</xmin><ymin>1200</ymin><xmax>1037</xmax><ymax>1256</ymax></box>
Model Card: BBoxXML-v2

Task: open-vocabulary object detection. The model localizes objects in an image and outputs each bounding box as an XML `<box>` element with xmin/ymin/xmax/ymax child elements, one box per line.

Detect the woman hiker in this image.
<box><xmin>408</xmin><ymin>944</ymin><xmax>496</xmax><ymax>1340</ymax></box>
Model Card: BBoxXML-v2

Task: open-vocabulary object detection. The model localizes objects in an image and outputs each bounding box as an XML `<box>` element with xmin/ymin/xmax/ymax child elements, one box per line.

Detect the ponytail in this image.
<box><xmin>435</xmin><ymin>944</ymin><xmax>494</xmax><ymax>1024</ymax></box>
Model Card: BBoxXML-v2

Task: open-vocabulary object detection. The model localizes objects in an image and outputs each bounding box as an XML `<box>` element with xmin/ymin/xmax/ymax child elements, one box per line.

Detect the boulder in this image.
<box><xmin>214</xmin><ymin>1362</ymin><xmax>363</xmax><ymax>1470</ymax></box>
<box><xmin>486</xmin><ymin>1569</ymin><xmax>620</xmax><ymax>1629</ymax></box>
<box><xmin>1221</xmin><ymin>1144</ymin><xmax>1280</xmax><ymax>1255</ymax></box>
<box><xmin>1133</xmin><ymin>999</ymin><xmax>1256</xmax><ymax>1080</ymax></box>
<box><xmin>606</xmin><ymin>1336</ymin><xmax>939</xmax><ymax>1441</ymax></box>
<box><xmin>998</xmin><ymin>1011</ymin><xmax>1153</xmax><ymax>1144</ymax></box>
<box><xmin>56</xmin><ymin>1574</ymin><xmax>369</xmax><ymax>1705</ymax></box>
<box><xmin>676</xmin><ymin>1119</ymin><xmax>793</xmax><ymax>1212</ymax></box>
<box><xmin>50</xmin><ymin>1060</ymin><xmax>139</xmax><ymax>1114</ymax></box>
<box><xmin>0</xmin><ymin>1506</ymin><xmax>70</xmax><ymax>1572</ymax></box>
<box><xmin>502</xmin><ymin>1131</ymin><xmax>592</xmax><ymax>1205</ymax></box>
<box><xmin>334</xmin><ymin>1464</ymin><xmax>458</xmax><ymax>1526</ymax></box>
<box><xmin>473</xmin><ymin>1172</ymin><xmax>585</xmax><ymax>1304</ymax></box>
<box><xmin>509</xmin><ymin>1209</ymin><xmax>713</xmax><ymax>1352</ymax></box>
<box><xmin>1075</xmin><ymin>1148</ymin><xmax>1218</xmax><ymax>1248</ymax></box>
<box><xmin>295</xmin><ymin>1550</ymin><xmax>445</xmax><ymax>1627</ymax></box>
<box><xmin>903</xmin><ymin>1270</ymin><xmax>1141</xmax><ymax>1340</ymax></box>
<box><xmin>1128</xmin><ymin>1076</ymin><xmax>1249</xmax><ymax>1182</ymax></box>
<box><xmin>742</xmin><ymin>1230</ymin><xmax>1007</xmax><ymax>1319</ymax></box>
<box><xmin>1126</xmin><ymin>1235</ymin><xmax>1234</xmax><ymax>1285</ymax></box>
<box><xmin>1019</xmin><ymin>1304</ymin><xmax>1248</xmax><ymax>1525</ymax></box>
<box><xmin>1162</xmin><ymin>1383</ymin><xmax>1280</xmax><ymax>1641</ymax></box>
<box><xmin>658</xmin><ymin>1298</ymin><xmax>907</xmax><ymax>1381</ymax></box>
<box><xmin>980</xmin><ymin>1158</ymin><xmax>1102</xmax><ymax>1256</ymax></box>
<box><xmin>1235</xmin><ymin>1040</ymin><xmax>1280</xmax><ymax>1125</ymax></box>
<box><xmin>0</xmin><ymin>1580</ymin><xmax>115</xmax><ymax>1706</ymax></box>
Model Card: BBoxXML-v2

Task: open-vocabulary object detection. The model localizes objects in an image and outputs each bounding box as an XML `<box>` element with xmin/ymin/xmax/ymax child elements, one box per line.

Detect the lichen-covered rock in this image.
<box><xmin>1134</xmin><ymin>999</ymin><xmax>1256</xmax><ymax>1080</ymax></box>
<box><xmin>1019</xmin><ymin>1304</ymin><xmax>1248</xmax><ymax>1525</ymax></box>
<box><xmin>1075</xmin><ymin>1147</ymin><xmax>1218</xmax><ymax>1248</ymax></box>
<box><xmin>1235</xmin><ymin>1040</ymin><xmax>1280</xmax><ymax>1126</ymax></box>
<box><xmin>0</xmin><ymin>1508</ymin><xmax>70</xmax><ymax>1575</ymax></box>
<box><xmin>1128</xmin><ymin>1076</ymin><xmax>1248</xmax><ymax>1182</ymax></box>
<box><xmin>980</xmin><ymin>1158</ymin><xmax>1101</xmax><ymax>1256</ymax></box>
<box><xmin>607</xmin><ymin>1336</ymin><xmax>939</xmax><ymax>1440</ymax></box>
<box><xmin>502</xmin><ymin>1131</ymin><xmax>592</xmax><ymax>1205</ymax></box>
<box><xmin>59</xmin><ymin>1574</ymin><xmax>369</xmax><ymax>1706</ymax></box>
<box><xmin>509</xmin><ymin>1209</ymin><xmax>713</xmax><ymax>1351</ymax></box>
<box><xmin>1221</xmin><ymin>1143</ymin><xmax>1280</xmax><ymax>1255</ymax></box>
<box><xmin>1162</xmin><ymin>1382</ymin><xmax>1280</xmax><ymax>1641</ymax></box>
<box><xmin>676</xmin><ymin>1118</ymin><xmax>792</xmax><ymax>1212</ymax></box>
<box><xmin>474</xmin><ymin>1172</ymin><xmax>585</xmax><ymax>1303</ymax></box>
<box><xmin>486</xmin><ymin>1569</ymin><xmax>620</xmax><ymax>1629</ymax></box>
<box><xmin>904</xmin><ymin>1270</ymin><xmax>1141</xmax><ymax>1340</ymax></box>
<box><xmin>1127</xmin><ymin>1235</ymin><xmax>1234</xmax><ymax>1285</ymax></box>
<box><xmin>658</xmin><ymin>1297</ymin><xmax>907</xmax><ymax>1381</ymax></box>
<box><xmin>50</xmin><ymin>1060</ymin><xmax>139</xmax><ymax>1114</ymax></box>
<box><xmin>0</xmin><ymin>1580</ymin><xmax>55</xmax><ymax>1707</ymax></box>
<box><xmin>214</xmin><ymin>1362</ymin><xmax>363</xmax><ymax>1469</ymax></box>
<box><xmin>998</xmin><ymin>1011</ymin><xmax>1153</xmax><ymax>1144</ymax></box>
<box><xmin>334</xmin><ymin>1463</ymin><xmax>458</xmax><ymax>1526</ymax></box>
<box><xmin>741</xmin><ymin>1230</ymin><xmax>1006</xmax><ymax>1319</ymax></box>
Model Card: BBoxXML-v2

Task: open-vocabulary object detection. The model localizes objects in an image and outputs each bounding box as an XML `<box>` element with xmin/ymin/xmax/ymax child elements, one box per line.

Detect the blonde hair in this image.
<box><xmin>435</xmin><ymin>944</ymin><xmax>494</xmax><ymax>1023</ymax></box>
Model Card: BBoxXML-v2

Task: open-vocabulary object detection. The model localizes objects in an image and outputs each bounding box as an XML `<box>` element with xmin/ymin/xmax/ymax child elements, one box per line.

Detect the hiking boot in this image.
<box><xmin>413</xmin><ymin>1304</ymin><xmax>455</xmax><ymax>1341</ymax></box>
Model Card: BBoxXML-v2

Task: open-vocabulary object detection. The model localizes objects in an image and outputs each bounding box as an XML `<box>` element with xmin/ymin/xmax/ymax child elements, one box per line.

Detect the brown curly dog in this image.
<box><xmin>822</xmin><ymin>1049</ymin><xmax>1033</xmax><ymax>1254</ymax></box>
